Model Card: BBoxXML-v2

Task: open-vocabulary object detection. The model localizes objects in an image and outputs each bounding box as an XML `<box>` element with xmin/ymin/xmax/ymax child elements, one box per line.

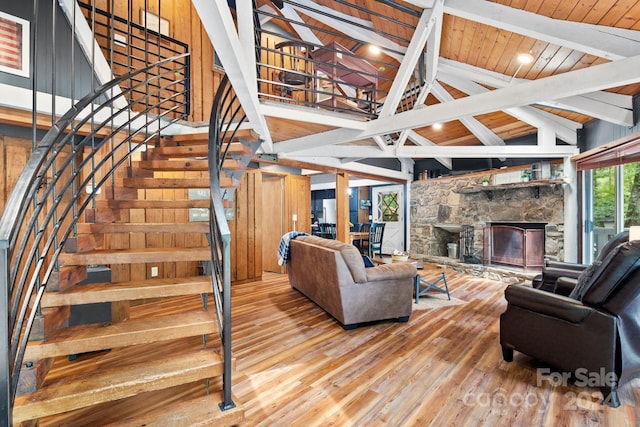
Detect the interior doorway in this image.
<box><xmin>372</xmin><ymin>184</ymin><xmax>405</xmax><ymax>254</ymax></box>
<box><xmin>262</xmin><ymin>175</ymin><xmax>285</xmax><ymax>273</ymax></box>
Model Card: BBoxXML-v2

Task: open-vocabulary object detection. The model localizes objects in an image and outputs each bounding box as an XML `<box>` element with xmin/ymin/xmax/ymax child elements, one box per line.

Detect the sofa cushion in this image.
<box><xmin>296</xmin><ymin>235</ymin><xmax>367</xmax><ymax>283</ymax></box>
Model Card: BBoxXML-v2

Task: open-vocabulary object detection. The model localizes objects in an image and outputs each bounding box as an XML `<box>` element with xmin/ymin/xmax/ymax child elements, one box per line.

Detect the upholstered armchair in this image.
<box><xmin>532</xmin><ymin>230</ymin><xmax>629</xmax><ymax>295</ymax></box>
<box><xmin>500</xmin><ymin>240</ymin><xmax>640</xmax><ymax>407</ymax></box>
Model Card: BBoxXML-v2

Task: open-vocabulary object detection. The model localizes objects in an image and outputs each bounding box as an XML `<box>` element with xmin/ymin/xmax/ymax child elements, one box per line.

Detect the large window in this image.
<box><xmin>577</xmin><ymin>133</ymin><xmax>640</xmax><ymax>262</ymax></box>
<box><xmin>585</xmin><ymin>164</ymin><xmax>639</xmax><ymax>261</ymax></box>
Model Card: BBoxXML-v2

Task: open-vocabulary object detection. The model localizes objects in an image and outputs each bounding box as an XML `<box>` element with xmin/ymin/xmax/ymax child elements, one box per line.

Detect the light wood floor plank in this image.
<box><xmin>38</xmin><ymin>268</ymin><xmax>640</xmax><ymax>426</ymax></box>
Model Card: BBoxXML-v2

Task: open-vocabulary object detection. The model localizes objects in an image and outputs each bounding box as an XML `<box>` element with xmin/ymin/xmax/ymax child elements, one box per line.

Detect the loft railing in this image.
<box><xmin>0</xmin><ymin>55</ymin><xmax>189</xmax><ymax>425</ymax></box>
<box><xmin>254</xmin><ymin>1</ymin><xmax>404</xmax><ymax>119</ymax></box>
<box><xmin>78</xmin><ymin>1</ymin><xmax>190</xmax><ymax>119</ymax></box>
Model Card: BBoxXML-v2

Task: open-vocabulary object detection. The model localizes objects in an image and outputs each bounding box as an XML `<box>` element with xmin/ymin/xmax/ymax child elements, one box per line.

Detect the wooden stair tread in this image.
<box><xmin>42</xmin><ymin>276</ymin><xmax>212</xmax><ymax>306</ymax></box>
<box><xmin>24</xmin><ymin>310</ymin><xmax>217</xmax><ymax>360</ymax></box>
<box><xmin>148</xmin><ymin>142</ymin><xmax>252</xmax><ymax>158</ymax></box>
<box><xmin>135</xmin><ymin>159</ymin><xmax>209</xmax><ymax>171</ymax></box>
<box><xmin>103</xmin><ymin>394</ymin><xmax>245</xmax><ymax>427</ymax></box>
<box><xmin>59</xmin><ymin>247</ymin><xmax>211</xmax><ymax>266</ymax></box>
<box><xmin>121</xmin><ymin>177</ymin><xmax>231</xmax><ymax>189</ymax></box>
<box><xmin>96</xmin><ymin>199</ymin><xmax>213</xmax><ymax>209</ymax></box>
<box><xmin>13</xmin><ymin>349</ymin><xmax>222</xmax><ymax>424</ymax></box>
<box><xmin>160</xmin><ymin>128</ymin><xmax>257</xmax><ymax>146</ymax></box>
<box><xmin>133</xmin><ymin>158</ymin><xmax>241</xmax><ymax>172</ymax></box>
<box><xmin>76</xmin><ymin>222</ymin><xmax>209</xmax><ymax>234</ymax></box>
<box><xmin>148</xmin><ymin>145</ymin><xmax>209</xmax><ymax>157</ymax></box>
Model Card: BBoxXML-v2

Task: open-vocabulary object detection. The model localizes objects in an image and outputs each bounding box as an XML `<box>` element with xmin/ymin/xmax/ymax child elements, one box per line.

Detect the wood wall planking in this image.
<box><xmin>0</xmin><ymin>135</ymin><xmax>32</xmax><ymax>214</ymax></box>
<box><xmin>230</xmin><ymin>170</ymin><xmax>263</xmax><ymax>284</ymax></box>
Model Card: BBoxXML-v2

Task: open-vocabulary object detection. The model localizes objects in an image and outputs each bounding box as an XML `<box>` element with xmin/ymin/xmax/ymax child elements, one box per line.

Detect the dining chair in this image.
<box><xmin>368</xmin><ymin>223</ymin><xmax>385</xmax><ymax>258</ymax></box>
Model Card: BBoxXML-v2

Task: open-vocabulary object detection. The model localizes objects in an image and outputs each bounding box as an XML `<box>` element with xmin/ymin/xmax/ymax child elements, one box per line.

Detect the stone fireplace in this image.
<box><xmin>410</xmin><ymin>164</ymin><xmax>565</xmax><ymax>269</ymax></box>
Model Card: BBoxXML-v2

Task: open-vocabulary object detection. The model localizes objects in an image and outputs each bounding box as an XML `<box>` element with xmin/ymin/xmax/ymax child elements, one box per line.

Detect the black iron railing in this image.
<box><xmin>78</xmin><ymin>1</ymin><xmax>190</xmax><ymax>119</ymax></box>
<box><xmin>0</xmin><ymin>55</ymin><xmax>189</xmax><ymax>425</ymax></box>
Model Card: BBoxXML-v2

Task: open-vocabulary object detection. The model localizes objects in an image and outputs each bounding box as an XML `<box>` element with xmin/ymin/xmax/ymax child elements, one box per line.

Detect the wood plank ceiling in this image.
<box><xmin>202</xmin><ymin>0</ymin><xmax>640</xmax><ymax>173</ymax></box>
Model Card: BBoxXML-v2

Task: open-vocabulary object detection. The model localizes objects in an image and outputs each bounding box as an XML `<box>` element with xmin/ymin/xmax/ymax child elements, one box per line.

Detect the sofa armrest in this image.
<box><xmin>545</xmin><ymin>260</ymin><xmax>588</xmax><ymax>271</ymax></box>
<box><xmin>505</xmin><ymin>284</ymin><xmax>593</xmax><ymax>323</ymax></box>
<box><xmin>555</xmin><ymin>276</ymin><xmax>579</xmax><ymax>296</ymax></box>
<box><xmin>364</xmin><ymin>263</ymin><xmax>417</xmax><ymax>282</ymax></box>
<box><xmin>541</xmin><ymin>266</ymin><xmax>583</xmax><ymax>282</ymax></box>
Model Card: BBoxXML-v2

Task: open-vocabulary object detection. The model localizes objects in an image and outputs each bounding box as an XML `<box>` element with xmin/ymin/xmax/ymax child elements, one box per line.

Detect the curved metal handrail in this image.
<box><xmin>0</xmin><ymin>54</ymin><xmax>189</xmax><ymax>416</ymax></box>
<box><xmin>206</xmin><ymin>73</ymin><xmax>246</xmax><ymax>411</ymax></box>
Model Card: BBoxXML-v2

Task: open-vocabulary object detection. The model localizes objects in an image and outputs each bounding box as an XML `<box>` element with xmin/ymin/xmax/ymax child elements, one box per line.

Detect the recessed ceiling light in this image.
<box><xmin>517</xmin><ymin>52</ymin><xmax>534</xmax><ymax>64</ymax></box>
<box><xmin>369</xmin><ymin>44</ymin><xmax>381</xmax><ymax>55</ymax></box>
<box><xmin>433</xmin><ymin>123</ymin><xmax>443</xmax><ymax>130</ymax></box>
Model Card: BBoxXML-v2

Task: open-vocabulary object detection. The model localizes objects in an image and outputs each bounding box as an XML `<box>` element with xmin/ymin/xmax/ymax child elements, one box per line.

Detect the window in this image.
<box><xmin>576</xmin><ymin>133</ymin><xmax>640</xmax><ymax>262</ymax></box>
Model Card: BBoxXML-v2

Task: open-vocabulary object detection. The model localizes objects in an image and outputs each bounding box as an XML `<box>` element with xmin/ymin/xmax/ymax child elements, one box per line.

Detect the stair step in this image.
<box><xmin>148</xmin><ymin>142</ymin><xmax>252</xmax><ymax>159</ymax></box>
<box><xmin>159</xmin><ymin>128</ymin><xmax>255</xmax><ymax>146</ymax></box>
<box><xmin>133</xmin><ymin>158</ymin><xmax>242</xmax><ymax>173</ymax></box>
<box><xmin>13</xmin><ymin>348</ymin><xmax>222</xmax><ymax>424</ymax></box>
<box><xmin>42</xmin><ymin>276</ymin><xmax>212</xmax><ymax>307</ymax></box>
<box><xmin>121</xmin><ymin>177</ymin><xmax>233</xmax><ymax>189</ymax></box>
<box><xmin>76</xmin><ymin>222</ymin><xmax>210</xmax><ymax>234</ymax></box>
<box><xmin>135</xmin><ymin>159</ymin><xmax>209</xmax><ymax>171</ymax></box>
<box><xmin>96</xmin><ymin>199</ymin><xmax>217</xmax><ymax>209</ymax></box>
<box><xmin>103</xmin><ymin>393</ymin><xmax>245</xmax><ymax>427</ymax></box>
<box><xmin>59</xmin><ymin>247</ymin><xmax>211</xmax><ymax>266</ymax></box>
<box><xmin>24</xmin><ymin>310</ymin><xmax>216</xmax><ymax>360</ymax></box>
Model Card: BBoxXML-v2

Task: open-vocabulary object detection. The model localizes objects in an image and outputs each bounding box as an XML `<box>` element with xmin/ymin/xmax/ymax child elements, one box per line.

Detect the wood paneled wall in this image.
<box><xmin>0</xmin><ymin>135</ymin><xmax>32</xmax><ymax>214</ymax></box>
<box><xmin>230</xmin><ymin>170</ymin><xmax>263</xmax><ymax>284</ymax></box>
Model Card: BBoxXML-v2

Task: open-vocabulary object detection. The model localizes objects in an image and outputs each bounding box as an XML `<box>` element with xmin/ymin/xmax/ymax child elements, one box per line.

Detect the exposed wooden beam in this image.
<box><xmin>289</xmin><ymin>0</ymin><xmax>405</xmax><ymax>61</ymax></box>
<box><xmin>437</xmin><ymin>72</ymin><xmax>580</xmax><ymax>144</ymax></box>
<box><xmin>444</xmin><ymin>0</ymin><xmax>640</xmax><ymax>61</ymax></box>
<box><xmin>260</xmin><ymin>155</ymin><xmax>409</xmax><ymax>182</ymax></box>
<box><xmin>285</xmin><ymin>144</ymin><xmax>578</xmax><ymax>159</ymax></box>
<box><xmin>274</xmin><ymin>54</ymin><xmax>640</xmax><ymax>151</ymax></box>
<box><xmin>279</xmin><ymin>4</ymin><xmax>323</xmax><ymax>45</ymax></box>
<box><xmin>192</xmin><ymin>0</ymin><xmax>272</xmax><ymax>150</ymax></box>
<box><xmin>431</xmin><ymin>81</ymin><xmax>504</xmax><ymax>147</ymax></box>
<box><xmin>260</xmin><ymin>102</ymin><xmax>368</xmax><ymax>130</ymax></box>
<box><xmin>379</xmin><ymin>7</ymin><xmax>439</xmax><ymax>117</ymax></box>
<box><xmin>407</xmin><ymin>131</ymin><xmax>452</xmax><ymax>169</ymax></box>
<box><xmin>438</xmin><ymin>58</ymin><xmax>634</xmax><ymax>127</ymax></box>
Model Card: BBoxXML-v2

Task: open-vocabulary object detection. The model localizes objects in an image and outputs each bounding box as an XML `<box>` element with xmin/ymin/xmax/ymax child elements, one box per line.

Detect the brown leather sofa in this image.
<box><xmin>500</xmin><ymin>240</ymin><xmax>640</xmax><ymax>407</ymax></box>
<box><xmin>288</xmin><ymin>235</ymin><xmax>417</xmax><ymax>329</ymax></box>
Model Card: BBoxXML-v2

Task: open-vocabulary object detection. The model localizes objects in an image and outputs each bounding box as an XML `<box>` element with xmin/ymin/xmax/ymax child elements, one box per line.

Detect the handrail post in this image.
<box><xmin>220</xmin><ymin>234</ymin><xmax>235</xmax><ymax>410</ymax></box>
<box><xmin>1</xmin><ymin>244</ymin><xmax>12</xmax><ymax>426</ymax></box>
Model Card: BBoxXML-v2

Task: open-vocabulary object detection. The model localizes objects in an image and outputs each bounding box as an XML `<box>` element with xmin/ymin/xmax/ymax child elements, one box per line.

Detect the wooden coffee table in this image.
<box><xmin>371</xmin><ymin>256</ymin><xmax>451</xmax><ymax>303</ymax></box>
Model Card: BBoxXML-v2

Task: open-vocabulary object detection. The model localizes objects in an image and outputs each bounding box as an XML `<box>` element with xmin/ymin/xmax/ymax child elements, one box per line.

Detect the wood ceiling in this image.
<box><xmin>199</xmin><ymin>0</ymin><xmax>640</xmax><ymax>175</ymax></box>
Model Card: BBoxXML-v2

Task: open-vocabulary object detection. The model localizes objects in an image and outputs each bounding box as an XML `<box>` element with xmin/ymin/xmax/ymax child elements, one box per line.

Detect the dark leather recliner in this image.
<box><xmin>500</xmin><ymin>240</ymin><xmax>640</xmax><ymax>407</ymax></box>
<box><xmin>532</xmin><ymin>231</ymin><xmax>629</xmax><ymax>295</ymax></box>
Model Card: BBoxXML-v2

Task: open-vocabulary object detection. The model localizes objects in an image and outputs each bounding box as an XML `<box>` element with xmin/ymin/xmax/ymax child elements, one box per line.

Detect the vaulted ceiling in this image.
<box><xmin>194</xmin><ymin>0</ymin><xmax>640</xmax><ymax>178</ymax></box>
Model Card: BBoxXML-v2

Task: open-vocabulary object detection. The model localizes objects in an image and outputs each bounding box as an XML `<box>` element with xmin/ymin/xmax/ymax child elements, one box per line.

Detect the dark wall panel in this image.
<box><xmin>0</xmin><ymin>2</ymin><xmax>97</xmax><ymax>99</ymax></box>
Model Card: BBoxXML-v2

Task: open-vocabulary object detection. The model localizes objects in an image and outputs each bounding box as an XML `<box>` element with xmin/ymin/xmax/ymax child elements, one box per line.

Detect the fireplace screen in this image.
<box><xmin>484</xmin><ymin>223</ymin><xmax>545</xmax><ymax>270</ymax></box>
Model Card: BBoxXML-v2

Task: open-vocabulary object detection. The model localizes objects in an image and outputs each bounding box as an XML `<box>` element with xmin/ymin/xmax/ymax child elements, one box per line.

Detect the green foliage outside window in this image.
<box><xmin>593</xmin><ymin>163</ymin><xmax>640</xmax><ymax>228</ymax></box>
<box><xmin>380</xmin><ymin>193</ymin><xmax>399</xmax><ymax>222</ymax></box>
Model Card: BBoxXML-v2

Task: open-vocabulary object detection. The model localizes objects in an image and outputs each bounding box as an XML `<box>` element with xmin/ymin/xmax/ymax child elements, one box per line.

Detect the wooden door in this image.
<box><xmin>262</xmin><ymin>175</ymin><xmax>285</xmax><ymax>273</ymax></box>
<box><xmin>286</xmin><ymin>174</ymin><xmax>311</xmax><ymax>234</ymax></box>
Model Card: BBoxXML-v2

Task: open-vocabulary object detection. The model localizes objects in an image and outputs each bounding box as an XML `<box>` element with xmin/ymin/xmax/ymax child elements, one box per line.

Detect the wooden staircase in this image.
<box><xmin>11</xmin><ymin>129</ymin><xmax>260</xmax><ymax>425</ymax></box>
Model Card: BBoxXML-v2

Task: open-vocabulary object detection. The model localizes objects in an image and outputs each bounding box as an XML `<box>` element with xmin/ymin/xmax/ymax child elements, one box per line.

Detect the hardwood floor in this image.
<box><xmin>39</xmin><ymin>266</ymin><xmax>639</xmax><ymax>426</ymax></box>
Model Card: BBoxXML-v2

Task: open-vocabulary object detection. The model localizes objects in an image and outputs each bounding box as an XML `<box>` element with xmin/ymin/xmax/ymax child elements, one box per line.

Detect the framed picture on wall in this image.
<box><xmin>140</xmin><ymin>10</ymin><xmax>170</xmax><ymax>37</ymax></box>
<box><xmin>0</xmin><ymin>11</ymin><xmax>30</xmax><ymax>78</ymax></box>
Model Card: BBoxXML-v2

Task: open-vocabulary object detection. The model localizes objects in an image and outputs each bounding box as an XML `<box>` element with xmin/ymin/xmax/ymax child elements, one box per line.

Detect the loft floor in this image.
<box><xmin>39</xmin><ymin>266</ymin><xmax>639</xmax><ymax>425</ymax></box>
